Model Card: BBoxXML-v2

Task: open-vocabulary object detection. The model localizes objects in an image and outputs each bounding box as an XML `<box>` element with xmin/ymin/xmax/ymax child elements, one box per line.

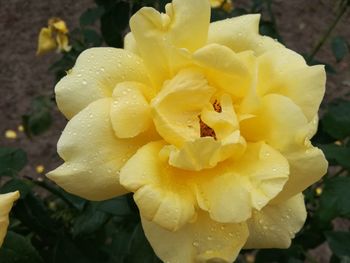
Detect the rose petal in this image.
<box><xmin>0</xmin><ymin>191</ymin><xmax>20</xmax><ymax>247</ymax></box>
<box><xmin>208</xmin><ymin>14</ymin><xmax>283</xmax><ymax>55</ymax></box>
<box><xmin>47</xmin><ymin>98</ymin><xmax>154</xmax><ymax>201</ymax></box>
<box><xmin>244</xmin><ymin>193</ymin><xmax>306</xmax><ymax>248</ymax></box>
<box><xmin>55</xmin><ymin>48</ymin><xmax>150</xmax><ymax>119</ymax></box>
<box><xmin>120</xmin><ymin>141</ymin><xmax>196</xmax><ymax>231</ymax></box>
<box><xmin>141</xmin><ymin>211</ymin><xmax>248</xmax><ymax>263</ymax></box>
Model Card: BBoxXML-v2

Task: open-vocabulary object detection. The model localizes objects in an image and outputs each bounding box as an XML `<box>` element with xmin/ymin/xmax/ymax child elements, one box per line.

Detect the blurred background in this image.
<box><xmin>0</xmin><ymin>0</ymin><xmax>349</xmax><ymax>262</ymax></box>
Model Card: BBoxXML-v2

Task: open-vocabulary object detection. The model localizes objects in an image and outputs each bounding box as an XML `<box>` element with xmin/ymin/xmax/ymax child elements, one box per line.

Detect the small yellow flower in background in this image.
<box><xmin>37</xmin><ymin>17</ymin><xmax>71</xmax><ymax>55</ymax></box>
<box><xmin>0</xmin><ymin>191</ymin><xmax>20</xmax><ymax>247</ymax></box>
<box><xmin>334</xmin><ymin>140</ymin><xmax>342</xmax><ymax>145</ymax></box>
<box><xmin>245</xmin><ymin>253</ymin><xmax>255</xmax><ymax>263</ymax></box>
<box><xmin>36</xmin><ymin>165</ymin><xmax>45</xmax><ymax>174</ymax></box>
<box><xmin>47</xmin><ymin>0</ymin><xmax>327</xmax><ymax>262</ymax></box>
<box><xmin>17</xmin><ymin>125</ymin><xmax>24</xmax><ymax>132</ymax></box>
<box><xmin>210</xmin><ymin>0</ymin><xmax>234</xmax><ymax>12</ymax></box>
<box><xmin>5</xmin><ymin>130</ymin><xmax>17</xmax><ymax>139</ymax></box>
<box><xmin>315</xmin><ymin>187</ymin><xmax>323</xmax><ymax>196</ymax></box>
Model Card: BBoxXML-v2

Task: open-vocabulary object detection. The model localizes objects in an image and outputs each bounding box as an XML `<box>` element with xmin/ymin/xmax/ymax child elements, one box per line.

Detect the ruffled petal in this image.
<box><xmin>47</xmin><ymin>98</ymin><xmax>154</xmax><ymax>201</ymax></box>
<box><xmin>151</xmin><ymin>69</ymin><xmax>215</xmax><ymax>147</ymax></box>
<box><xmin>123</xmin><ymin>32</ymin><xmax>139</xmax><ymax>55</ymax></box>
<box><xmin>110</xmin><ymin>82</ymin><xmax>152</xmax><ymax>138</ymax></box>
<box><xmin>195</xmin><ymin>142</ymin><xmax>289</xmax><ymax>223</ymax></box>
<box><xmin>141</xmin><ymin>211</ymin><xmax>249</xmax><ymax>263</ymax></box>
<box><xmin>240</xmin><ymin>94</ymin><xmax>309</xmax><ymax>152</ymax></box>
<box><xmin>244</xmin><ymin>194</ymin><xmax>306</xmax><ymax>249</ymax></box>
<box><xmin>193</xmin><ymin>44</ymin><xmax>253</xmax><ymax>99</ymax></box>
<box><xmin>163</xmin><ymin>132</ymin><xmax>246</xmax><ymax>171</ymax></box>
<box><xmin>55</xmin><ymin>47</ymin><xmax>151</xmax><ymax>119</ymax></box>
<box><xmin>257</xmin><ymin>48</ymin><xmax>326</xmax><ymax>121</ymax></box>
<box><xmin>273</xmin><ymin>146</ymin><xmax>328</xmax><ymax>203</ymax></box>
<box><xmin>130</xmin><ymin>0</ymin><xmax>210</xmax><ymax>86</ymax></box>
<box><xmin>120</xmin><ymin>141</ymin><xmax>196</xmax><ymax>231</ymax></box>
<box><xmin>208</xmin><ymin>14</ymin><xmax>283</xmax><ymax>56</ymax></box>
<box><xmin>0</xmin><ymin>191</ymin><xmax>20</xmax><ymax>247</ymax></box>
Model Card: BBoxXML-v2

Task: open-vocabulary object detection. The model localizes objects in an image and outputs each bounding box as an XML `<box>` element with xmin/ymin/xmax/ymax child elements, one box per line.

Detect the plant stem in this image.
<box><xmin>308</xmin><ymin>5</ymin><xmax>348</xmax><ymax>62</ymax></box>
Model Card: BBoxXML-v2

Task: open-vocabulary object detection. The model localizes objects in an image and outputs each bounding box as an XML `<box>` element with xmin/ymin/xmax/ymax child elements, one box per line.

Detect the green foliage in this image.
<box><xmin>0</xmin><ymin>232</ymin><xmax>43</xmax><ymax>263</ymax></box>
<box><xmin>0</xmin><ymin>148</ymin><xmax>27</xmax><ymax>177</ymax></box>
<box><xmin>331</xmin><ymin>36</ymin><xmax>349</xmax><ymax>62</ymax></box>
<box><xmin>22</xmin><ymin>96</ymin><xmax>53</xmax><ymax>137</ymax></box>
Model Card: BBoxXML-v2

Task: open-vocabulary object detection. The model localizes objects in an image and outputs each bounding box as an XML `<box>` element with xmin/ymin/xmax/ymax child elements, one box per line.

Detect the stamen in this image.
<box><xmin>199</xmin><ymin>100</ymin><xmax>222</xmax><ymax>139</ymax></box>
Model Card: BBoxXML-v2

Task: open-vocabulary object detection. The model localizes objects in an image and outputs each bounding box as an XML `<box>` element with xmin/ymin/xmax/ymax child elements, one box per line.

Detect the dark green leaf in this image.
<box><xmin>322</xmin><ymin>101</ymin><xmax>350</xmax><ymax>139</ymax></box>
<box><xmin>83</xmin><ymin>29</ymin><xmax>103</xmax><ymax>47</ymax></box>
<box><xmin>80</xmin><ymin>7</ymin><xmax>104</xmax><ymax>26</ymax></box>
<box><xmin>23</xmin><ymin>96</ymin><xmax>52</xmax><ymax>136</ymax></box>
<box><xmin>125</xmin><ymin>223</ymin><xmax>161</xmax><ymax>263</ymax></box>
<box><xmin>0</xmin><ymin>179</ymin><xmax>31</xmax><ymax>198</ymax></box>
<box><xmin>0</xmin><ymin>148</ymin><xmax>27</xmax><ymax>176</ymax></box>
<box><xmin>53</xmin><ymin>236</ymin><xmax>91</xmax><ymax>263</ymax></box>
<box><xmin>97</xmin><ymin>195</ymin><xmax>132</xmax><ymax>216</ymax></box>
<box><xmin>100</xmin><ymin>2</ymin><xmax>130</xmax><ymax>47</ymax></box>
<box><xmin>326</xmin><ymin>231</ymin><xmax>350</xmax><ymax>257</ymax></box>
<box><xmin>320</xmin><ymin>144</ymin><xmax>350</xmax><ymax>169</ymax></box>
<box><xmin>259</xmin><ymin>20</ymin><xmax>280</xmax><ymax>41</ymax></box>
<box><xmin>331</xmin><ymin>36</ymin><xmax>349</xmax><ymax>62</ymax></box>
<box><xmin>0</xmin><ymin>231</ymin><xmax>43</xmax><ymax>263</ymax></box>
<box><xmin>318</xmin><ymin>177</ymin><xmax>350</xmax><ymax>222</ymax></box>
<box><xmin>13</xmin><ymin>193</ymin><xmax>59</xmax><ymax>237</ymax></box>
<box><xmin>72</xmin><ymin>203</ymin><xmax>110</xmax><ymax>237</ymax></box>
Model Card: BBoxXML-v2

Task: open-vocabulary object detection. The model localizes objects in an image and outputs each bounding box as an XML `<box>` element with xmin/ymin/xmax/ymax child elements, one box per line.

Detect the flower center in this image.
<box><xmin>199</xmin><ymin>100</ymin><xmax>222</xmax><ymax>139</ymax></box>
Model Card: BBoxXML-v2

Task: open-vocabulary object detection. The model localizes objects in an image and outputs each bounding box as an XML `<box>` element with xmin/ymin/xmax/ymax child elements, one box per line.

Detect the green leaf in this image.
<box><xmin>320</xmin><ymin>144</ymin><xmax>350</xmax><ymax>169</ymax></box>
<box><xmin>100</xmin><ymin>2</ymin><xmax>130</xmax><ymax>47</ymax></box>
<box><xmin>331</xmin><ymin>36</ymin><xmax>349</xmax><ymax>62</ymax></box>
<box><xmin>0</xmin><ymin>179</ymin><xmax>31</xmax><ymax>198</ymax></box>
<box><xmin>126</xmin><ymin>223</ymin><xmax>161</xmax><ymax>263</ymax></box>
<box><xmin>0</xmin><ymin>148</ymin><xmax>27</xmax><ymax>176</ymax></box>
<box><xmin>13</xmin><ymin>193</ymin><xmax>59</xmax><ymax>237</ymax></box>
<box><xmin>0</xmin><ymin>231</ymin><xmax>43</xmax><ymax>263</ymax></box>
<box><xmin>322</xmin><ymin>101</ymin><xmax>350</xmax><ymax>139</ymax></box>
<box><xmin>326</xmin><ymin>231</ymin><xmax>350</xmax><ymax>257</ymax></box>
<box><xmin>72</xmin><ymin>203</ymin><xmax>110</xmax><ymax>237</ymax></box>
<box><xmin>80</xmin><ymin>7</ymin><xmax>104</xmax><ymax>26</ymax></box>
<box><xmin>82</xmin><ymin>29</ymin><xmax>103</xmax><ymax>47</ymax></box>
<box><xmin>318</xmin><ymin>177</ymin><xmax>350</xmax><ymax>222</ymax></box>
<box><xmin>22</xmin><ymin>96</ymin><xmax>52</xmax><ymax>136</ymax></box>
<box><xmin>97</xmin><ymin>195</ymin><xmax>133</xmax><ymax>217</ymax></box>
<box><xmin>53</xmin><ymin>236</ymin><xmax>91</xmax><ymax>263</ymax></box>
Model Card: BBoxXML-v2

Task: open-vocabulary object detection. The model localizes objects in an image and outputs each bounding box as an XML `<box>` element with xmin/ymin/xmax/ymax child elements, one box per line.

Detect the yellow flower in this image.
<box><xmin>210</xmin><ymin>0</ymin><xmax>234</xmax><ymax>12</ymax></box>
<box><xmin>36</xmin><ymin>165</ymin><xmax>45</xmax><ymax>174</ymax></box>
<box><xmin>5</xmin><ymin>130</ymin><xmax>17</xmax><ymax>139</ymax></box>
<box><xmin>47</xmin><ymin>0</ymin><xmax>327</xmax><ymax>262</ymax></box>
<box><xmin>37</xmin><ymin>18</ymin><xmax>71</xmax><ymax>55</ymax></box>
<box><xmin>0</xmin><ymin>191</ymin><xmax>20</xmax><ymax>247</ymax></box>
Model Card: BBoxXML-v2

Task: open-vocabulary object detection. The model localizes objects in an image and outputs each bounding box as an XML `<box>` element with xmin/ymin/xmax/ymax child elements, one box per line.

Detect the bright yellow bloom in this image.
<box><xmin>37</xmin><ymin>18</ymin><xmax>71</xmax><ymax>55</ymax></box>
<box><xmin>47</xmin><ymin>0</ymin><xmax>327</xmax><ymax>262</ymax></box>
<box><xmin>210</xmin><ymin>0</ymin><xmax>234</xmax><ymax>12</ymax></box>
<box><xmin>5</xmin><ymin>130</ymin><xmax>17</xmax><ymax>139</ymax></box>
<box><xmin>0</xmin><ymin>191</ymin><xmax>20</xmax><ymax>247</ymax></box>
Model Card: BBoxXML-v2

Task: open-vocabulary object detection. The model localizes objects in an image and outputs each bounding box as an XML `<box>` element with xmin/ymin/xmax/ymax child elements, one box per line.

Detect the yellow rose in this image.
<box><xmin>0</xmin><ymin>191</ymin><xmax>20</xmax><ymax>247</ymax></box>
<box><xmin>37</xmin><ymin>18</ymin><xmax>71</xmax><ymax>55</ymax></box>
<box><xmin>47</xmin><ymin>0</ymin><xmax>328</xmax><ymax>262</ymax></box>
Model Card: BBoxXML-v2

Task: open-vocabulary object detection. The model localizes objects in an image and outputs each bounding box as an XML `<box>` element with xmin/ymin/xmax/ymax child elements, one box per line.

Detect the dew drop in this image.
<box><xmin>82</xmin><ymin>80</ymin><xmax>87</xmax><ymax>85</ymax></box>
<box><xmin>192</xmin><ymin>241</ymin><xmax>199</xmax><ymax>247</ymax></box>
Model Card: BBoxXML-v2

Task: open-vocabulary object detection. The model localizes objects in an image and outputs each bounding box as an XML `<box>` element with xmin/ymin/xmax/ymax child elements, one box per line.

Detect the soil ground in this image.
<box><xmin>0</xmin><ymin>1</ymin><xmax>349</xmax><ymax>262</ymax></box>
